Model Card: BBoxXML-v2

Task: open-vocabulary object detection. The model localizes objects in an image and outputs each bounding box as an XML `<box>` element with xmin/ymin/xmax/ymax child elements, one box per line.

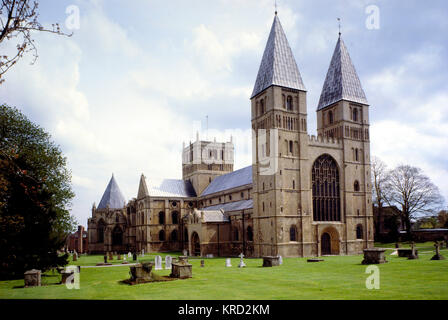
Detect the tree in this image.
<box><xmin>0</xmin><ymin>104</ymin><xmax>76</xmax><ymax>279</ymax></box>
<box><xmin>437</xmin><ymin>210</ymin><xmax>448</xmax><ymax>228</ymax></box>
<box><xmin>0</xmin><ymin>0</ymin><xmax>72</xmax><ymax>84</ymax></box>
<box><xmin>371</xmin><ymin>156</ymin><xmax>391</xmax><ymax>239</ymax></box>
<box><xmin>384</xmin><ymin>165</ymin><xmax>444</xmax><ymax>238</ymax></box>
<box><xmin>371</xmin><ymin>156</ymin><xmax>389</xmax><ymax>210</ymax></box>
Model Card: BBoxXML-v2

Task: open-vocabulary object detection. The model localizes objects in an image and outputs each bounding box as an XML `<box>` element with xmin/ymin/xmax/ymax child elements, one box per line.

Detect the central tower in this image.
<box><xmin>251</xmin><ymin>13</ymin><xmax>309</xmax><ymax>257</ymax></box>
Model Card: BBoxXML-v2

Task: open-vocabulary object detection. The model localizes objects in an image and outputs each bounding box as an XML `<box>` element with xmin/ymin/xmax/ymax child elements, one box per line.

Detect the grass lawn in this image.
<box><xmin>0</xmin><ymin>246</ymin><xmax>447</xmax><ymax>300</ymax></box>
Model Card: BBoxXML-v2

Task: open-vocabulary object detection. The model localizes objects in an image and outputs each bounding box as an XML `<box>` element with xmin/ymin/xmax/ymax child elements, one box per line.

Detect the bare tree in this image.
<box><xmin>0</xmin><ymin>0</ymin><xmax>72</xmax><ymax>84</ymax></box>
<box><xmin>385</xmin><ymin>165</ymin><xmax>444</xmax><ymax>238</ymax></box>
<box><xmin>371</xmin><ymin>156</ymin><xmax>389</xmax><ymax>210</ymax></box>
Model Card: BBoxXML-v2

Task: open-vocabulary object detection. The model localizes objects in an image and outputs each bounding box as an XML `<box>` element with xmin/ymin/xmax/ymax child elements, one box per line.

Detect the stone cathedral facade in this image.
<box><xmin>88</xmin><ymin>13</ymin><xmax>374</xmax><ymax>257</ymax></box>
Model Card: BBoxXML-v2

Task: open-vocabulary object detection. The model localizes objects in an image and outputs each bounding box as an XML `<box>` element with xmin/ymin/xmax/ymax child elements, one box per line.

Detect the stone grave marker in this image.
<box><xmin>165</xmin><ymin>255</ymin><xmax>172</xmax><ymax>270</ymax></box>
<box><xmin>117</xmin><ymin>254</ymin><xmax>122</xmax><ymax>260</ymax></box>
<box><xmin>183</xmin><ymin>249</ymin><xmax>188</xmax><ymax>256</ymax></box>
<box><xmin>154</xmin><ymin>255</ymin><xmax>162</xmax><ymax>270</ymax></box>
<box><xmin>108</xmin><ymin>252</ymin><xmax>113</xmax><ymax>261</ymax></box>
<box><xmin>133</xmin><ymin>252</ymin><xmax>137</xmax><ymax>261</ymax></box>
<box><xmin>238</xmin><ymin>253</ymin><xmax>246</xmax><ymax>268</ymax></box>
<box><xmin>278</xmin><ymin>255</ymin><xmax>283</xmax><ymax>265</ymax></box>
<box><xmin>141</xmin><ymin>249</ymin><xmax>145</xmax><ymax>257</ymax></box>
<box><xmin>200</xmin><ymin>260</ymin><xmax>205</xmax><ymax>267</ymax></box>
<box><xmin>73</xmin><ymin>251</ymin><xmax>78</xmax><ymax>261</ymax></box>
<box><xmin>128</xmin><ymin>252</ymin><xmax>132</xmax><ymax>258</ymax></box>
<box><xmin>24</xmin><ymin>269</ymin><xmax>41</xmax><ymax>287</ymax></box>
<box><xmin>431</xmin><ymin>241</ymin><xmax>445</xmax><ymax>260</ymax></box>
<box><xmin>206</xmin><ymin>254</ymin><xmax>214</xmax><ymax>258</ymax></box>
<box><xmin>408</xmin><ymin>242</ymin><xmax>418</xmax><ymax>260</ymax></box>
<box><xmin>225</xmin><ymin>258</ymin><xmax>232</xmax><ymax>267</ymax></box>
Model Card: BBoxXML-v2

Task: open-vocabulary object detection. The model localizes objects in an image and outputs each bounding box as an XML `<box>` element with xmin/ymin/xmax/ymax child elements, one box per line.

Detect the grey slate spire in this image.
<box><xmin>137</xmin><ymin>173</ymin><xmax>149</xmax><ymax>200</ymax></box>
<box><xmin>251</xmin><ymin>14</ymin><xmax>306</xmax><ymax>99</ymax></box>
<box><xmin>317</xmin><ymin>36</ymin><xmax>368</xmax><ymax>110</ymax></box>
<box><xmin>97</xmin><ymin>174</ymin><xmax>126</xmax><ymax>209</ymax></box>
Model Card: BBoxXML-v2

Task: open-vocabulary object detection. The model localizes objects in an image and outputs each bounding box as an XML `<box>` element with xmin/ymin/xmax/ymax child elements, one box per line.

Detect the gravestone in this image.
<box><xmin>431</xmin><ymin>241</ymin><xmax>445</xmax><ymax>260</ymax></box>
<box><xmin>408</xmin><ymin>242</ymin><xmax>418</xmax><ymax>260</ymax></box>
<box><xmin>307</xmin><ymin>258</ymin><xmax>324</xmax><ymax>262</ymax></box>
<box><xmin>128</xmin><ymin>252</ymin><xmax>132</xmax><ymax>258</ymax></box>
<box><xmin>395</xmin><ymin>242</ymin><xmax>400</xmax><ymax>248</ymax></box>
<box><xmin>133</xmin><ymin>252</ymin><xmax>137</xmax><ymax>261</ymax></box>
<box><xmin>60</xmin><ymin>269</ymin><xmax>74</xmax><ymax>285</ymax></box>
<box><xmin>24</xmin><ymin>269</ymin><xmax>41</xmax><ymax>287</ymax></box>
<box><xmin>72</xmin><ymin>252</ymin><xmax>78</xmax><ymax>261</ymax></box>
<box><xmin>238</xmin><ymin>253</ymin><xmax>246</xmax><ymax>268</ymax></box>
<box><xmin>129</xmin><ymin>262</ymin><xmax>153</xmax><ymax>284</ymax></box>
<box><xmin>165</xmin><ymin>256</ymin><xmax>172</xmax><ymax>270</ymax></box>
<box><xmin>170</xmin><ymin>257</ymin><xmax>192</xmax><ymax>279</ymax></box>
<box><xmin>225</xmin><ymin>258</ymin><xmax>232</xmax><ymax>267</ymax></box>
<box><xmin>108</xmin><ymin>252</ymin><xmax>114</xmax><ymax>261</ymax></box>
<box><xmin>200</xmin><ymin>260</ymin><xmax>205</xmax><ymax>267</ymax></box>
<box><xmin>278</xmin><ymin>255</ymin><xmax>283</xmax><ymax>265</ymax></box>
<box><xmin>154</xmin><ymin>255</ymin><xmax>162</xmax><ymax>270</ymax></box>
<box><xmin>206</xmin><ymin>254</ymin><xmax>214</xmax><ymax>258</ymax></box>
<box><xmin>183</xmin><ymin>249</ymin><xmax>188</xmax><ymax>256</ymax></box>
<box><xmin>362</xmin><ymin>248</ymin><xmax>387</xmax><ymax>264</ymax></box>
<box><xmin>103</xmin><ymin>254</ymin><xmax>108</xmax><ymax>264</ymax></box>
<box><xmin>117</xmin><ymin>254</ymin><xmax>122</xmax><ymax>260</ymax></box>
<box><xmin>262</xmin><ymin>256</ymin><xmax>280</xmax><ymax>267</ymax></box>
<box><xmin>141</xmin><ymin>249</ymin><xmax>145</xmax><ymax>257</ymax></box>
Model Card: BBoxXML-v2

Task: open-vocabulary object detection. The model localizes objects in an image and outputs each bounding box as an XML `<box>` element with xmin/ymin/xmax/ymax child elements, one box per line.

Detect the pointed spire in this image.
<box><xmin>317</xmin><ymin>36</ymin><xmax>368</xmax><ymax>110</ymax></box>
<box><xmin>137</xmin><ymin>173</ymin><xmax>149</xmax><ymax>199</ymax></box>
<box><xmin>251</xmin><ymin>14</ymin><xmax>306</xmax><ymax>99</ymax></box>
<box><xmin>97</xmin><ymin>174</ymin><xmax>126</xmax><ymax>209</ymax></box>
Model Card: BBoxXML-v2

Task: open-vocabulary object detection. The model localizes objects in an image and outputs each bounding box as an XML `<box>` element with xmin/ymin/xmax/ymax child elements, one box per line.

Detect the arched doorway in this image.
<box><xmin>321</xmin><ymin>233</ymin><xmax>331</xmax><ymax>255</ymax></box>
<box><xmin>320</xmin><ymin>227</ymin><xmax>340</xmax><ymax>255</ymax></box>
<box><xmin>191</xmin><ymin>232</ymin><xmax>200</xmax><ymax>256</ymax></box>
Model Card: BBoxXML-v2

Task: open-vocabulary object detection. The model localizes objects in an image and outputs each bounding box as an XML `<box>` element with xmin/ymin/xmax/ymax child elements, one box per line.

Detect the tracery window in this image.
<box><xmin>312</xmin><ymin>154</ymin><xmax>341</xmax><ymax>221</ymax></box>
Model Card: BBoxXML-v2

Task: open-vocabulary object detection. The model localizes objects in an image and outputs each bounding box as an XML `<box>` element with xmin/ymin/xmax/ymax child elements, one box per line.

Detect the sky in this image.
<box><xmin>1</xmin><ymin>0</ymin><xmax>447</xmax><ymax>226</ymax></box>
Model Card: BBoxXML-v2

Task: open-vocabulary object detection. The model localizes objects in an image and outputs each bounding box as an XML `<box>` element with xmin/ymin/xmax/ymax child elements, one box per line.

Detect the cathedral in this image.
<box><xmin>88</xmin><ymin>13</ymin><xmax>374</xmax><ymax>257</ymax></box>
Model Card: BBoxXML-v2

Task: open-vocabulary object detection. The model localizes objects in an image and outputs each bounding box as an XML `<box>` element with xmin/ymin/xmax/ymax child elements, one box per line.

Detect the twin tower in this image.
<box><xmin>184</xmin><ymin>13</ymin><xmax>374</xmax><ymax>257</ymax></box>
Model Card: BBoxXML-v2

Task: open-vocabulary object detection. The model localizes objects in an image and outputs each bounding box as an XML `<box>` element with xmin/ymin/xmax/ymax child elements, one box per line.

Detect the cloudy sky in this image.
<box><xmin>1</xmin><ymin>0</ymin><xmax>447</xmax><ymax>226</ymax></box>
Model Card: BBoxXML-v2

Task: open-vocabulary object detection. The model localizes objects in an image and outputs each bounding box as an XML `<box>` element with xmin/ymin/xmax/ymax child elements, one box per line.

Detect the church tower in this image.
<box><xmin>251</xmin><ymin>13</ymin><xmax>309</xmax><ymax>257</ymax></box>
<box><xmin>182</xmin><ymin>134</ymin><xmax>234</xmax><ymax>196</ymax></box>
<box><xmin>316</xmin><ymin>34</ymin><xmax>374</xmax><ymax>251</ymax></box>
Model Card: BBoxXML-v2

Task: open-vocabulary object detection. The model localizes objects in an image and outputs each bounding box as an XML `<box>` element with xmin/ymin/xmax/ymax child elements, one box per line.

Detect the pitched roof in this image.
<box><xmin>317</xmin><ymin>36</ymin><xmax>368</xmax><ymax>110</ymax></box>
<box><xmin>137</xmin><ymin>174</ymin><xmax>149</xmax><ymax>199</ymax></box>
<box><xmin>251</xmin><ymin>14</ymin><xmax>306</xmax><ymax>99</ymax></box>
<box><xmin>201</xmin><ymin>210</ymin><xmax>230</xmax><ymax>223</ymax></box>
<box><xmin>202</xmin><ymin>199</ymin><xmax>253</xmax><ymax>213</ymax></box>
<box><xmin>201</xmin><ymin>166</ymin><xmax>252</xmax><ymax>196</ymax></box>
<box><xmin>97</xmin><ymin>174</ymin><xmax>126</xmax><ymax>209</ymax></box>
<box><xmin>148</xmin><ymin>179</ymin><xmax>197</xmax><ymax>198</ymax></box>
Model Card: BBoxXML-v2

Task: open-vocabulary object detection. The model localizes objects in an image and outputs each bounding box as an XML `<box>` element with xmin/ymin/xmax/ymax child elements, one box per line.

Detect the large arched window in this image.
<box><xmin>170</xmin><ymin>230</ymin><xmax>178</xmax><ymax>242</ymax></box>
<box><xmin>172</xmin><ymin>211</ymin><xmax>179</xmax><ymax>224</ymax></box>
<box><xmin>159</xmin><ymin>230</ymin><xmax>165</xmax><ymax>241</ymax></box>
<box><xmin>356</xmin><ymin>224</ymin><xmax>363</xmax><ymax>239</ymax></box>
<box><xmin>97</xmin><ymin>220</ymin><xmax>106</xmax><ymax>243</ymax></box>
<box><xmin>112</xmin><ymin>226</ymin><xmax>123</xmax><ymax>246</ymax></box>
<box><xmin>158</xmin><ymin>211</ymin><xmax>165</xmax><ymax>225</ymax></box>
<box><xmin>290</xmin><ymin>225</ymin><xmax>297</xmax><ymax>241</ymax></box>
<box><xmin>247</xmin><ymin>226</ymin><xmax>253</xmax><ymax>241</ymax></box>
<box><xmin>312</xmin><ymin>154</ymin><xmax>341</xmax><ymax>221</ymax></box>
